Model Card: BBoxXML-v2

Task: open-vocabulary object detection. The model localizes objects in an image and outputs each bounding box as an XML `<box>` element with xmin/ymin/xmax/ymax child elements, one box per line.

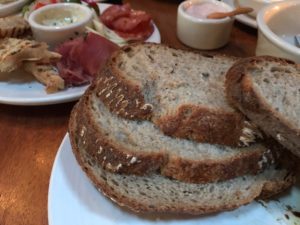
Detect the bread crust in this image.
<box><xmin>156</xmin><ymin>105</ymin><xmax>247</xmax><ymax>147</ymax></box>
<box><xmin>70</xmin><ymin>127</ymin><xmax>295</xmax><ymax>215</ymax></box>
<box><xmin>94</xmin><ymin>55</ymin><xmax>153</xmax><ymax>120</ymax></box>
<box><xmin>94</xmin><ymin>43</ymin><xmax>258</xmax><ymax>147</ymax></box>
<box><xmin>69</xmin><ymin>85</ymin><xmax>276</xmax><ymax>184</ymax></box>
<box><xmin>225</xmin><ymin>56</ymin><xmax>300</xmax><ymax>158</ymax></box>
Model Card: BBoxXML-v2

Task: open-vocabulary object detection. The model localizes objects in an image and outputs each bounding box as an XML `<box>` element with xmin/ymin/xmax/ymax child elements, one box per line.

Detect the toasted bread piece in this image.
<box><xmin>68</xmin><ymin>90</ymin><xmax>278</xmax><ymax>184</ymax></box>
<box><xmin>70</xmin><ymin>127</ymin><xmax>295</xmax><ymax>215</ymax></box>
<box><xmin>23</xmin><ymin>62</ymin><xmax>64</xmax><ymax>93</ymax></box>
<box><xmin>226</xmin><ymin>56</ymin><xmax>300</xmax><ymax>158</ymax></box>
<box><xmin>0</xmin><ymin>38</ymin><xmax>61</xmax><ymax>73</ymax></box>
<box><xmin>0</xmin><ymin>15</ymin><xmax>30</xmax><ymax>38</ymax></box>
<box><xmin>95</xmin><ymin>43</ymin><xmax>259</xmax><ymax>147</ymax></box>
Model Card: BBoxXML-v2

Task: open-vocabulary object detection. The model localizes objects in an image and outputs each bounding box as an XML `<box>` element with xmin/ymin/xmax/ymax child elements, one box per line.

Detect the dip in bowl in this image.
<box><xmin>28</xmin><ymin>3</ymin><xmax>93</xmax><ymax>47</ymax></box>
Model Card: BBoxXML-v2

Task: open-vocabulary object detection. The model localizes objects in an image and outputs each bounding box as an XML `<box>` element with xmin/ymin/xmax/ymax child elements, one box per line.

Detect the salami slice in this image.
<box><xmin>100</xmin><ymin>4</ymin><xmax>154</xmax><ymax>41</ymax></box>
<box><xmin>100</xmin><ymin>3</ymin><xmax>131</xmax><ymax>28</ymax></box>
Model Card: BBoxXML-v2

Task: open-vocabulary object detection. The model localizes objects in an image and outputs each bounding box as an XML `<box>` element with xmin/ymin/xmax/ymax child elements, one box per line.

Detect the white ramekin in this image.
<box><xmin>177</xmin><ymin>0</ymin><xmax>234</xmax><ymax>50</ymax></box>
<box><xmin>28</xmin><ymin>3</ymin><xmax>93</xmax><ymax>47</ymax></box>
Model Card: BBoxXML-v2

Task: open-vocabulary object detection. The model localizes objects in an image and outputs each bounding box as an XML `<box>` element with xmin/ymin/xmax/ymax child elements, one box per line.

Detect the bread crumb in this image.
<box><xmin>130</xmin><ymin>157</ymin><xmax>137</xmax><ymax>164</ymax></box>
<box><xmin>106</xmin><ymin>163</ymin><xmax>113</xmax><ymax>170</ymax></box>
<box><xmin>135</xmin><ymin>99</ymin><xmax>140</xmax><ymax>106</ymax></box>
<box><xmin>116</xmin><ymin>163</ymin><xmax>122</xmax><ymax>170</ymax></box>
<box><xmin>140</xmin><ymin>103</ymin><xmax>153</xmax><ymax>111</ymax></box>
<box><xmin>80</xmin><ymin>126</ymin><xmax>86</xmax><ymax>137</ymax></box>
<box><xmin>276</xmin><ymin>133</ymin><xmax>285</xmax><ymax>142</ymax></box>
<box><xmin>97</xmin><ymin>146</ymin><xmax>103</xmax><ymax>154</ymax></box>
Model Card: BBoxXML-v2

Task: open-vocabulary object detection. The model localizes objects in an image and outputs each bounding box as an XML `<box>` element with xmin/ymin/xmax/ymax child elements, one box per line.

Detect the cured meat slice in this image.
<box><xmin>100</xmin><ymin>4</ymin><xmax>154</xmax><ymax>41</ymax></box>
<box><xmin>56</xmin><ymin>33</ymin><xmax>119</xmax><ymax>86</ymax></box>
<box><xmin>100</xmin><ymin>3</ymin><xmax>131</xmax><ymax>28</ymax></box>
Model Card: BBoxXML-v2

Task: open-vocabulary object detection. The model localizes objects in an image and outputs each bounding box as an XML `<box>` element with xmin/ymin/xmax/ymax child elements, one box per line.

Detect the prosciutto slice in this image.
<box><xmin>56</xmin><ymin>33</ymin><xmax>119</xmax><ymax>86</ymax></box>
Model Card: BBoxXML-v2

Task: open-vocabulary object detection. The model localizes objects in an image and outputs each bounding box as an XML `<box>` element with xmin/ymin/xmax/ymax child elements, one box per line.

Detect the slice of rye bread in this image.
<box><xmin>94</xmin><ymin>43</ymin><xmax>260</xmax><ymax>147</ymax></box>
<box><xmin>225</xmin><ymin>56</ymin><xmax>300</xmax><ymax>158</ymax></box>
<box><xmin>69</xmin><ymin>90</ymin><xmax>278</xmax><ymax>184</ymax></box>
<box><xmin>70</xmin><ymin>129</ymin><xmax>296</xmax><ymax>215</ymax></box>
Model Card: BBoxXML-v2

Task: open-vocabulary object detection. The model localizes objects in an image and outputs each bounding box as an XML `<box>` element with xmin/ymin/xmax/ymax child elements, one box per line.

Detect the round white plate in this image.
<box><xmin>222</xmin><ymin>0</ymin><xmax>257</xmax><ymax>28</ymax></box>
<box><xmin>0</xmin><ymin>4</ymin><xmax>160</xmax><ymax>106</ymax></box>
<box><xmin>0</xmin><ymin>0</ymin><xmax>28</xmax><ymax>17</ymax></box>
<box><xmin>48</xmin><ymin>134</ymin><xmax>300</xmax><ymax>225</ymax></box>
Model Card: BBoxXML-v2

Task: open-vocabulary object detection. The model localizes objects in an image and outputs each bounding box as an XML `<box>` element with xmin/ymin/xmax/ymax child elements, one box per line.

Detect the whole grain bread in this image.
<box><xmin>69</xmin><ymin>90</ymin><xmax>277</xmax><ymax>184</ymax></box>
<box><xmin>225</xmin><ymin>56</ymin><xmax>300</xmax><ymax>158</ymax></box>
<box><xmin>94</xmin><ymin>43</ymin><xmax>260</xmax><ymax>147</ymax></box>
<box><xmin>70</xmin><ymin>130</ymin><xmax>295</xmax><ymax>215</ymax></box>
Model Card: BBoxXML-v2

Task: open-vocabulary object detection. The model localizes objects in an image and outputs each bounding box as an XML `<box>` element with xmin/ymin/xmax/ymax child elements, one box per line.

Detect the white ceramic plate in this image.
<box><xmin>0</xmin><ymin>0</ymin><xmax>28</xmax><ymax>17</ymax></box>
<box><xmin>0</xmin><ymin>3</ymin><xmax>161</xmax><ymax>106</ymax></box>
<box><xmin>222</xmin><ymin>0</ymin><xmax>257</xmax><ymax>28</ymax></box>
<box><xmin>48</xmin><ymin>134</ymin><xmax>300</xmax><ymax>225</ymax></box>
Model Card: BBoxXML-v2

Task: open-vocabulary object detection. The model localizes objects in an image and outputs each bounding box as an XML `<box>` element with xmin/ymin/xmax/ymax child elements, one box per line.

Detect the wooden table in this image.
<box><xmin>0</xmin><ymin>1</ymin><xmax>257</xmax><ymax>224</ymax></box>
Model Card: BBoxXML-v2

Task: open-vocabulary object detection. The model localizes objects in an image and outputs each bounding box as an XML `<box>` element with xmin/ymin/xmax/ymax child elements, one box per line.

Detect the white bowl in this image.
<box><xmin>28</xmin><ymin>3</ymin><xmax>93</xmax><ymax>47</ymax></box>
<box><xmin>0</xmin><ymin>0</ymin><xmax>29</xmax><ymax>17</ymax></box>
<box><xmin>256</xmin><ymin>0</ymin><xmax>300</xmax><ymax>63</ymax></box>
<box><xmin>238</xmin><ymin>0</ymin><xmax>284</xmax><ymax>18</ymax></box>
<box><xmin>177</xmin><ymin>0</ymin><xmax>234</xmax><ymax>50</ymax></box>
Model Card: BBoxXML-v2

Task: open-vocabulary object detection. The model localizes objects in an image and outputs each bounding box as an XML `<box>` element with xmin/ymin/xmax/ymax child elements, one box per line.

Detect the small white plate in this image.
<box><xmin>0</xmin><ymin>3</ymin><xmax>160</xmax><ymax>106</ymax></box>
<box><xmin>48</xmin><ymin>134</ymin><xmax>300</xmax><ymax>225</ymax></box>
<box><xmin>0</xmin><ymin>0</ymin><xmax>28</xmax><ymax>17</ymax></box>
<box><xmin>222</xmin><ymin>0</ymin><xmax>257</xmax><ymax>28</ymax></box>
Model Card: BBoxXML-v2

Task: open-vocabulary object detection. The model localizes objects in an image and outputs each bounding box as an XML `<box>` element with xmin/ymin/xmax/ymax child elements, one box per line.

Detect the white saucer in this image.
<box><xmin>222</xmin><ymin>0</ymin><xmax>257</xmax><ymax>28</ymax></box>
<box><xmin>48</xmin><ymin>134</ymin><xmax>300</xmax><ymax>225</ymax></box>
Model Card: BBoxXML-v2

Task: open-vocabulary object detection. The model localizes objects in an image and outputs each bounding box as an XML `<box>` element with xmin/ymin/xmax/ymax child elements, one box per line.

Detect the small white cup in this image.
<box><xmin>177</xmin><ymin>0</ymin><xmax>234</xmax><ymax>50</ymax></box>
<box><xmin>28</xmin><ymin>3</ymin><xmax>93</xmax><ymax>47</ymax></box>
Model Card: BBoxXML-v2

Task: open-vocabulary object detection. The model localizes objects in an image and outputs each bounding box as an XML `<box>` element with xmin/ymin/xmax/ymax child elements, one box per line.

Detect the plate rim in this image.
<box><xmin>222</xmin><ymin>0</ymin><xmax>257</xmax><ymax>29</ymax></box>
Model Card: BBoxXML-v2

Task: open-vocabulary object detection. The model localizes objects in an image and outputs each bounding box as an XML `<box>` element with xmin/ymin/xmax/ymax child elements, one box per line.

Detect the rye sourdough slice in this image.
<box><xmin>69</xmin><ymin>89</ymin><xmax>276</xmax><ymax>184</ymax></box>
<box><xmin>226</xmin><ymin>56</ymin><xmax>300</xmax><ymax>158</ymax></box>
<box><xmin>95</xmin><ymin>43</ymin><xmax>259</xmax><ymax>147</ymax></box>
<box><xmin>70</xmin><ymin>129</ymin><xmax>296</xmax><ymax>215</ymax></box>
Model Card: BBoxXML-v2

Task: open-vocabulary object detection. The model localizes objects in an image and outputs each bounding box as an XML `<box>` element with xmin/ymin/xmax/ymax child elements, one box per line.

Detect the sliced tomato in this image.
<box><xmin>34</xmin><ymin>2</ymin><xmax>47</xmax><ymax>9</ymax></box>
<box><xmin>100</xmin><ymin>3</ymin><xmax>131</xmax><ymax>29</ymax></box>
<box><xmin>34</xmin><ymin>0</ymin><xmax>59</xmax><ymax>10</ymax></box>
<box><xmin>100</xmin><ymin>4</ymin><xmax>154</xmax><ymax>41</ymax></box>
<box><xmin>115</xmin><ymin>22</ymin><xmax>154</xmax><ymax>41</ymax></box>
<box><xmin>111</xmin><ymin>11</ymin><xmax>151</xmax><ymax>32</ymax></box>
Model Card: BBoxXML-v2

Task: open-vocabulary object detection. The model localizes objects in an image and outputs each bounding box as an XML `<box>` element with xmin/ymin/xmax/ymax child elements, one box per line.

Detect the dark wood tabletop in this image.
<box><xmin>0</xmin><ymin>0</ymin><xmax>257</xmax><ymax>224</ymax></box>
